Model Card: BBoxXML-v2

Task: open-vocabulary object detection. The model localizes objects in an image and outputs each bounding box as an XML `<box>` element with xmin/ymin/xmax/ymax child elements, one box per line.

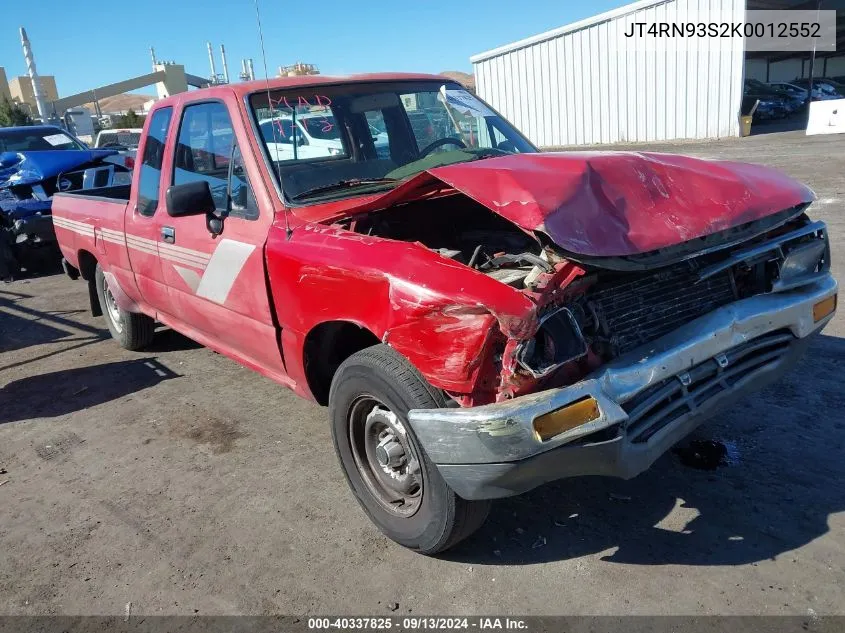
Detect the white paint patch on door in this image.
<box><xmin>174</xmin><ymin>265</ymin><xmax>202</xmax><ymax>293</ymax></box>
<box><xmin>195</xmin><ymin>239</ymin><xmax>256</xmax><ymax>304</ymax></box>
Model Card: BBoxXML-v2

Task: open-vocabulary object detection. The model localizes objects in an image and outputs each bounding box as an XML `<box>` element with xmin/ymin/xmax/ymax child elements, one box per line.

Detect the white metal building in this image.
<box><xmin>471</xmin><ymin>0</ymin><xmax>747</xmax><ymax>146</ymax></box>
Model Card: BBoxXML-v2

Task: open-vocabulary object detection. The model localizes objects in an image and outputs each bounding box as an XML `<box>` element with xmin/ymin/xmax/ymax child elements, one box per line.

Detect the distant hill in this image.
<box><xmin>81</xmin><ymin>93</ymin><xmax>155</xmax><ymax>114</ymax></box>
<box><xmin>439</xmin><ymin>71</ymin><xmax>475</xmax><ymax>92</ymax></box>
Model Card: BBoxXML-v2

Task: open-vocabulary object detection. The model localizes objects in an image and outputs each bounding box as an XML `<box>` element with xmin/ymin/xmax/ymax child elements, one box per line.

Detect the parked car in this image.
<box><xmin>0</xmin><ymin>128</ymin><xmax>128</xmax><ymax>279</ymax></box>
<box><xmin>94</xmin><ymin>128</ymin><xmax>142</xmax><ymax>170</ymax></box>
<box><xmin>258</xmin><ymin>111</ymin><xmax>391</xmax><ymax>162</ymax></box>
<box><xmin>52</xmin><ymin>73</ymin><xmax>837</xmax><ymax>554</ymax></box>
<box><xmin>789</xmin><ymin>78</ymin><xmax>845</xmax><ymax>100</ymax></box>
<box><xmin>258</xmin><ymin>112</ymin><xmax>344</xmax><ymax>161</ymax></box>
<box><xmin>94</xmin><ymin>128</ymin><xmax>143</xmax><ymax>151</ymax></box>
<box><xmin>744</xmin><ymin>79</ymin><xmax>798</xmax><ymax>118</ymax></box>
<box><xmin>741</xmin><ymin>95</ymin><xmax>784</xmax><ymax>121</ymax></box>
<box><xmin>0</xmin><ymin>124</ymin><xmax>91</xmax><ymax>153</ymax></box>
<box><xmin>766</xmin><ymin>81</ymin><xmax>814</xmax><ymax>103</ymax></box>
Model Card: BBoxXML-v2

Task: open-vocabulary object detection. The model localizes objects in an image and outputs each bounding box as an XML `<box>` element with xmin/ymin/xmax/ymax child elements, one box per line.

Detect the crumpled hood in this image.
<box><xmin>426</xmin><ymin>152</ymin><xmax>814</xmax><ymax>257</ymax></box>
<box><xmin>0</xmin><ymin>149</ymin><xmax>118</xmax><ymax>190</ymax></box>
<box><xmin>335</xmin><ymin>151</ymin><xmax>814</xmax><ymax>258</ymax></box>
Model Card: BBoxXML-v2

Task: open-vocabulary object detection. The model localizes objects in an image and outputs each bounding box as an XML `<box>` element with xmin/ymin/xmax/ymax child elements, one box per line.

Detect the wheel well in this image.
<box><xmin>77</xmin><ymin>250</ymin><xmax>98</xmax><ymax>281</ymax></box>
<box><xmin>303</xmin><ymin>321</ymin><xmax>380</xmax><ymax>405</ymax></box>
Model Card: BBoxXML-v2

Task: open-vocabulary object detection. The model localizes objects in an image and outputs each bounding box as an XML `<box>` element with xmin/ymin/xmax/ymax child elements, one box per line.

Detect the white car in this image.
<box><xmin>259</xmin><ymin>113</ymin><xmax>389</xmax><ymax>161</ymax></box>
<box><xmin>369</xmin><ymin>123</ymin><xmax>390</xmax><ymax>159</ymax></box>
<box><xmin>93</xmin><ymin>128</ymin><xmax>142</xmax><ymax>175</ymax></box>
<box><xmin>258</xmin><ymin>113</ymin><xmax>344</xmax><ymax>161</ymax></box>
<box><xmin>94</xmin><ymin>128</ymin><xmax>142</xmax><ymax>156</ymax></box>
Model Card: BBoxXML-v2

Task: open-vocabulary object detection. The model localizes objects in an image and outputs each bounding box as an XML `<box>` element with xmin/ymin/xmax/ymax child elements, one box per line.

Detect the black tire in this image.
<box><xmin>329</xmin><ymin>344</ymin><xmax>490</xmax><ymax>555</ymax></box>
<box><xmin>95</xmin><ymin>264</ymin><xmax>154</xmax><ymax>350</ymax></box>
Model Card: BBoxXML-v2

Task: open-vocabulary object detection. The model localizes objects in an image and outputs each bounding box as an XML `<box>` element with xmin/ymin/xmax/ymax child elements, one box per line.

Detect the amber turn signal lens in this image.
<box><xmin>533</xmin><ymin>396</ymin><xmax>600</xmax><ymax>442</ymax></box>
<box><xmin>813</xmin><ymin>295</ymin><xmax>837</xmax><ymax>323</ymax></box>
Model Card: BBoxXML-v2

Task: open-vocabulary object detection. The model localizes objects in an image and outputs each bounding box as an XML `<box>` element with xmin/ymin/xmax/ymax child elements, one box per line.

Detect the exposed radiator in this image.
<box><xmin>585</xmin><ymin>266</ymin><xmax>736</xmax><ymax>356</ymax></box>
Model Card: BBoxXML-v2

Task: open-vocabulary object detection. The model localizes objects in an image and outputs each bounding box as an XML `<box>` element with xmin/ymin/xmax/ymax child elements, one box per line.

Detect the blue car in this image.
<box><xmin>0</xmin><ymin>125</ymin><xmax>126</xmax><ymax>279</ymax></box>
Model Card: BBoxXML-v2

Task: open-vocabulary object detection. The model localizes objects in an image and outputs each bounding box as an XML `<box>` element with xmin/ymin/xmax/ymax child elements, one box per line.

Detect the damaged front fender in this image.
<box><xmin>266</xmin><ymin>221</ymin><xmax>543</xmax><ymax>400</ymax></box>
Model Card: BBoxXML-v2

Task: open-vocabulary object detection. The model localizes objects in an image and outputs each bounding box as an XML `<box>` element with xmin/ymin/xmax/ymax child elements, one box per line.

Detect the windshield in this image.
<box><xmin>249</xmin><ymin>81</ymin><xmax>535</xmax><ymax>202</ymax></box>
<box><xmin>0</xmin><ymin>128</ymin><xmax>87</xmax><ymax>152</ymax></box>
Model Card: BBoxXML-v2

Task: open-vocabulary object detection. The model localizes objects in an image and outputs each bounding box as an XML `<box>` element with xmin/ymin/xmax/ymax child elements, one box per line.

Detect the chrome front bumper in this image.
<box><xmin>407</xmin><ymin>275</ymin><xmax>837</xmax><ymax>500</ymax></box>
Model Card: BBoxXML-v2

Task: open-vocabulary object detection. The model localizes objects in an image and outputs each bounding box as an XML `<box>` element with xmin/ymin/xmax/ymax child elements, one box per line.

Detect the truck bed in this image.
<box><xmin>52</xmin><ymin>184</ymin><xmax>132</xmax><ymax>276</ymax></box>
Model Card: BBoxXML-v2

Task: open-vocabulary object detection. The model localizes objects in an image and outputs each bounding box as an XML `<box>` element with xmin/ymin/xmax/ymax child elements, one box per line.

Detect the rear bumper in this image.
<box><xmin>407</xmin><ymin>275</ymin><xmax>837</xmax><ymax>500</ymax></box>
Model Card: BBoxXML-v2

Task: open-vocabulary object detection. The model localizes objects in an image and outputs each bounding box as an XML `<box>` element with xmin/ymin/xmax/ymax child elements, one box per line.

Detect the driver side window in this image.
<box><xmin>229</xmin><ymin>144</ymin><xmax>258</xmax><ymax>220</ymax></box>
<box><xmin>173</xmin><ymin>101</ymin><xmax>234</xmax><ymax>212</ymax></box>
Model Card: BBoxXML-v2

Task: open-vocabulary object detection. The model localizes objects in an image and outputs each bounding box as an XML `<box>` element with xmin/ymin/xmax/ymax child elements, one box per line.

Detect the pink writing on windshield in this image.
<box><xmin>269</xmin><ymin>94</ymin><xmax>332</xmax><ymax>111</ymax></box>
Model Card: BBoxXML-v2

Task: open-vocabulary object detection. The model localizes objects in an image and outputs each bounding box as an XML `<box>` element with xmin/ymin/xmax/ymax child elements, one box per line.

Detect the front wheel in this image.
<box><xmin>95</xmin><ymin>264</ymin><xmax>154</xmax><ymax>350</ymax></box>
<box><xmin>329</xmin><ymin>344</ymin><xmax>490</xmax><ymax>555</ymax></box>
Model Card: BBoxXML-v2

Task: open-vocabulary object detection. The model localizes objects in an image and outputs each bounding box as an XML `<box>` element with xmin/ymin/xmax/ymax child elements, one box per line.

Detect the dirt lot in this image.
<box><xmin>1</xmin><ymin>130</ymin><xmax>844</xmax><ymax>617</ymax></box>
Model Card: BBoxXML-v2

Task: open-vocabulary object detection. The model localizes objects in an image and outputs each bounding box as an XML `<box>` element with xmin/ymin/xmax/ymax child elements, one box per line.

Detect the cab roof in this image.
<box><xmin>154</xmin><ymin>72</ymin><xmax>459</xmax><ymax>108</ymax></box>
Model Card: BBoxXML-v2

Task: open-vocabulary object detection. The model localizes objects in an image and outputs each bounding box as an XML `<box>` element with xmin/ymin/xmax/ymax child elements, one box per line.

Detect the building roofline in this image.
<box><xmin>470</xmin><ymin>0</ymin><xmax>671</xmax><ymax>63</ymax></box>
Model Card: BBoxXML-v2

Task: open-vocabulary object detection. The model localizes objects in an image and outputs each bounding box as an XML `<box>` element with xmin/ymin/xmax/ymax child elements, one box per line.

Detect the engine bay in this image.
<box><xmin>341</xmin><ymin>195</ymin><xmax>558</xmax><ymax>289</ymax></box>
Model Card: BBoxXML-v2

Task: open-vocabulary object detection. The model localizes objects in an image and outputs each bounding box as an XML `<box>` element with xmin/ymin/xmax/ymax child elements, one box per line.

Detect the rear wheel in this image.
<box><xmin>329</xmin><ymin>344</ymin><xmax>490</xmax><ymax>554</ymax></box>
<box><xmin>95</xmin><ymin>264</ymin><xmax>154</xmax><ymax>350</ymax></box>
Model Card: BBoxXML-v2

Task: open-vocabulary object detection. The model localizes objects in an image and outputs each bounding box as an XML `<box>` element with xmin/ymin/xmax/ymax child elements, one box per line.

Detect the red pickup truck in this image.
<box><xmin>53</xmin><ymin>73</ymin><xmax>837</xmax><ymax>554</ymax></box>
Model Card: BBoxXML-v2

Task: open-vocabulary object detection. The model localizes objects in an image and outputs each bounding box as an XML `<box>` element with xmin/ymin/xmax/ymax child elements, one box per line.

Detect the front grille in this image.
<box><xmin>622</xmin><ymin>330</ymin><xmax>795</xmax><ymax>443</ymax></box>
<box><xmin>586</xmin><ymin>266</ymin><xmax>736</xmax><ymax>356</ymax></box>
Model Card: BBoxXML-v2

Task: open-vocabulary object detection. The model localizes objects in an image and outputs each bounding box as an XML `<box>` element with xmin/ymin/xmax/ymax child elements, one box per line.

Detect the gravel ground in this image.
<box><xmin>0</xmin><ymin>130</ymin><xmax>843</xmax><ymax>617</ymax></box>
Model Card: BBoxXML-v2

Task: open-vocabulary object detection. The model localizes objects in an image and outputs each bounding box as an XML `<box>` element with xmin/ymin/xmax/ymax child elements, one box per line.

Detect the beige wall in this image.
<box><xmin>8</xmin><ymin>75</ymin><xmax>59</xmax><ymax>110</ymax></box>
<box><xmin>153</xmin><ymin>63</ymin><xmax>187</xmax><ymax>100</ymax></box>
<box><xmin>0</xmin><ymin>68</ymin><xmax>10</xmax><ymax>101</ymax></box>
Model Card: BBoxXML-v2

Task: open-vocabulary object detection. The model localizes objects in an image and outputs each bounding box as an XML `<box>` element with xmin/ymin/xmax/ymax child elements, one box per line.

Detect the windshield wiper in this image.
<box><xmin>291</xmin><ymin>178</ymin><xmax>398</xmax><ymax>201</ymax></box>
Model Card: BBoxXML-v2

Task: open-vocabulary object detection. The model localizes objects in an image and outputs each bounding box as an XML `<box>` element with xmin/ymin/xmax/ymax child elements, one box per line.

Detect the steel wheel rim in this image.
<box><xmin>348</xmin><ymin>396</ymin><xmax>423</xmax><ymax>517</ymax></box>
<box><xmin>103</xmin><ymin>280</ymin><xmax>123</xmax><ymax>333</ymax></box>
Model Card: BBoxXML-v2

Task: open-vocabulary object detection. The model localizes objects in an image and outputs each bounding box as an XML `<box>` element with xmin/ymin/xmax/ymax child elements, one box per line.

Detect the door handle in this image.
<box><xmin>161</xmin><ymin>226</ymin><xmax>175</xmax><ymax>244</ymax></box>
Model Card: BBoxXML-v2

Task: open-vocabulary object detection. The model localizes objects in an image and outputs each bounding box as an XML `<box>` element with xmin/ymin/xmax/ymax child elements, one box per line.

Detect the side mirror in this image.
<box><xmin>165</xmin><ymin>181</ymin><xmax>216</xmax><ymax>217</ymax></box>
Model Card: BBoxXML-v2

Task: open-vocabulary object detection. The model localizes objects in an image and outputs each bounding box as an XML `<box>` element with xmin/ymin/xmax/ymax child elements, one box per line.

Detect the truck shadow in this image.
<box><xmin>0</xmin><ymin>288</ymin><xmax>108</xmax><ymax>355</ymax></box>
<box><xmin>446</xmin><ymin>332</ymin><xmax>845</xmax><ymax>567</ymax></box>
<box><xmin>0</xmin><ymin>287</ymin><xmax>200</xmax><ymax>366</ymax></box>
<box><xmin>0</xmin><ymin>358</ymin><xmax>180</xmax><ymax>425</ymax></box>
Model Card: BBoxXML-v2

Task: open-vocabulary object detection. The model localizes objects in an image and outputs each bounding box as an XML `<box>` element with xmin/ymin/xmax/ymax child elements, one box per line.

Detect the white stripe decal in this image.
<box><xmin>159</xmin><ymin>242</ymin><xmax>211</xmax><ymax>261</ymax></box>
<box><xmin>160</xmin><ymin>252</ymin><xmax>206</xmax><ymax>269</ymax></box>
<box><xmin>125</xmin><ymin>238</ymin><xmax>158</xmax><ymax>256</ymax></box>
<box><xmin>52</xmin><ymin>218</ymin><xmax>94</xmax><ymax>237</ymax></box>
<box><xmin>127</xmin><ymin>234</ymin><xmax>157</xmax><ymax>247</ymax></box>
<box><xmin>53</xmin><ymin>219</ymin><xmax>209</xmax><ymax>264</ymax></box>
<box><xmin>56</xmin><ymin>217</ymin><xmax>92</xmax><ymax>230</ymax></box>
<box><xmin>173</xmin><ymin>265</ymin><xmax>202</xmax><ymax>292</ymax></box>
<box><xmin>195</xmin><ymin>239</ymin><xmax>255</xmax><ymax>304</ymax></box>
<box><xmin>158</xmin><ymin>245</ymin><xmax>209</xmax><ymax>264</ymax></box>
<box><xmin>159</xmin><ymin>251</ymin><xmax>208</xmax><ymax>266</ymax></box>
<box><xmin>52</xmin><ymin>218</ymin><xmax>251</xmax><ymax>304</ymax></box>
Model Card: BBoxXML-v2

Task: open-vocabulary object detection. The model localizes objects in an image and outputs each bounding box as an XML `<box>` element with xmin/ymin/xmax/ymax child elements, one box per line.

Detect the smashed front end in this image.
<box><xmin>334</xmin><ymin>153</ymin><xmax>837</xmax><ymax>500</ymax></box>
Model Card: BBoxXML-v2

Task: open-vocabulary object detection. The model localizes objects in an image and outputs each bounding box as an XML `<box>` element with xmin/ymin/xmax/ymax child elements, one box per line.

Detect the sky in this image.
<box><xmin>0</xmin><ymin>0</ymin><xmax>630</xmax><ymax>98</ymax></box>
